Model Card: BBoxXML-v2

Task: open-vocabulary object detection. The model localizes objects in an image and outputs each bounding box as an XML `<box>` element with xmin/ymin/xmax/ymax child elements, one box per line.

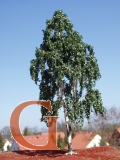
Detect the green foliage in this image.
<box><xmin>23</xmin><ymin>127</ymin><xmax>32</xmax><ymax>136</ymax></box>
<box><xmin>57</xmin><ymin>132</ymin><xmax>75</xmax><ymax>149</ymax></box>
<box><xmin>57</xmin><ymin>134</ymin><xmax>64</xmax><ymax>149</ymax></box>
<box><xmin>0</xmin><ymin>133</ymin><xmax>4</xmax><ymax>151</ymax></box>
<box><xmin>30</xmin><ymin>10</ymin><xmax>106</xmax><ymax>130</ymax></box>
<box><xmin>99</xmin><ymin>138</ymin><xmax>107</xmax><ymax>146</ymax></box>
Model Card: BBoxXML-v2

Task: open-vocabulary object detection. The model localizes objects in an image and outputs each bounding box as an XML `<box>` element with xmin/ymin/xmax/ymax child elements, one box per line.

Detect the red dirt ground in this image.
<box><xmin>0</xmin><ymin>146</ymin><xmax>120</xmax><ymax>160</ymax></box>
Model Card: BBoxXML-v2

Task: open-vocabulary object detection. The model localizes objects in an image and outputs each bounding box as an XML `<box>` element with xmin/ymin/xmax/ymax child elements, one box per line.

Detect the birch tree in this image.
<box><xmin>30</xmin><ymin>10</ymin><xmax>106</xmax><ymax>155</ymax></box>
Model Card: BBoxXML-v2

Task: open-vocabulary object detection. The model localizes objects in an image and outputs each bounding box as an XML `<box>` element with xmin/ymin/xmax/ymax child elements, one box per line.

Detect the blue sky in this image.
<box><xmin>0</xmin><ymin>0</ymin><xmax>120</xmax><ymax>131</ymax></box>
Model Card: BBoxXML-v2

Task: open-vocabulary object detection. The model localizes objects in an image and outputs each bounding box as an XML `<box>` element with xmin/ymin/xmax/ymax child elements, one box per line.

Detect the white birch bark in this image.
<box><xmin>60</xmin><ymin>81</ymin><xmax>77</xmax><ymax>155</ymax></box>
<box><xmin>62</xmin><ymin>95</ymin><xmax>72</xmax><ymax>152</ymax></box>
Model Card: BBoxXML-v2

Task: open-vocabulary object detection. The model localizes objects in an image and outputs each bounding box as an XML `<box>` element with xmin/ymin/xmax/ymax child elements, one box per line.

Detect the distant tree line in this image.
<box><xmin>0</xmin><ymin>106</ymin><xmax>120</xmax><ymax>150</ymax></box>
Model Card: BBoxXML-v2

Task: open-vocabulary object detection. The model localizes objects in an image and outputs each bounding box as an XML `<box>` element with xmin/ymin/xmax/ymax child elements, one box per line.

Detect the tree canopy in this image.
<box><xmin>30</xmin><ymin>10</ymin><xmax>106</xmax><ymax>127</ymax></box>
<box><xmin>30</xmin><ymin>10</ymin><xmax>106</xmax><ymax>154</ymax></box>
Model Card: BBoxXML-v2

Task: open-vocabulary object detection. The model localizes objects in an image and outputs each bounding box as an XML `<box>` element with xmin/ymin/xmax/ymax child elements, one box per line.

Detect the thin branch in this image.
<box><xmin>73</xmin><ymin>80</ymin><xmax>77</xmax><ymax>101</ymax></box>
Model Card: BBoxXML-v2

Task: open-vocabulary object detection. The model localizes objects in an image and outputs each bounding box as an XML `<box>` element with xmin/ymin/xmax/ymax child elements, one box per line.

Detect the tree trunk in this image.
<box><xmin>62</xmin><ymin>95</ymin><xmax>72</xmax><ymax>152</ymax></box>
<box><xmin>60</xmin><ymin>81</ymin><xmax>77</xmax><ymax>155</ymax></box>
<box><xmin>66</xmin><ymin>116</ymin><xmax>72</xmax><ymax>151</ymax></box>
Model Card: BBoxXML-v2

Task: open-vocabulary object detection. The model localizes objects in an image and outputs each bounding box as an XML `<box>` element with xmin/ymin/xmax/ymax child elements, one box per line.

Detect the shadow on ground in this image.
<box><xmin>12</xmin><ymin>149</ymin><xmax>70</xmax><ymax>158</ymax></box>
